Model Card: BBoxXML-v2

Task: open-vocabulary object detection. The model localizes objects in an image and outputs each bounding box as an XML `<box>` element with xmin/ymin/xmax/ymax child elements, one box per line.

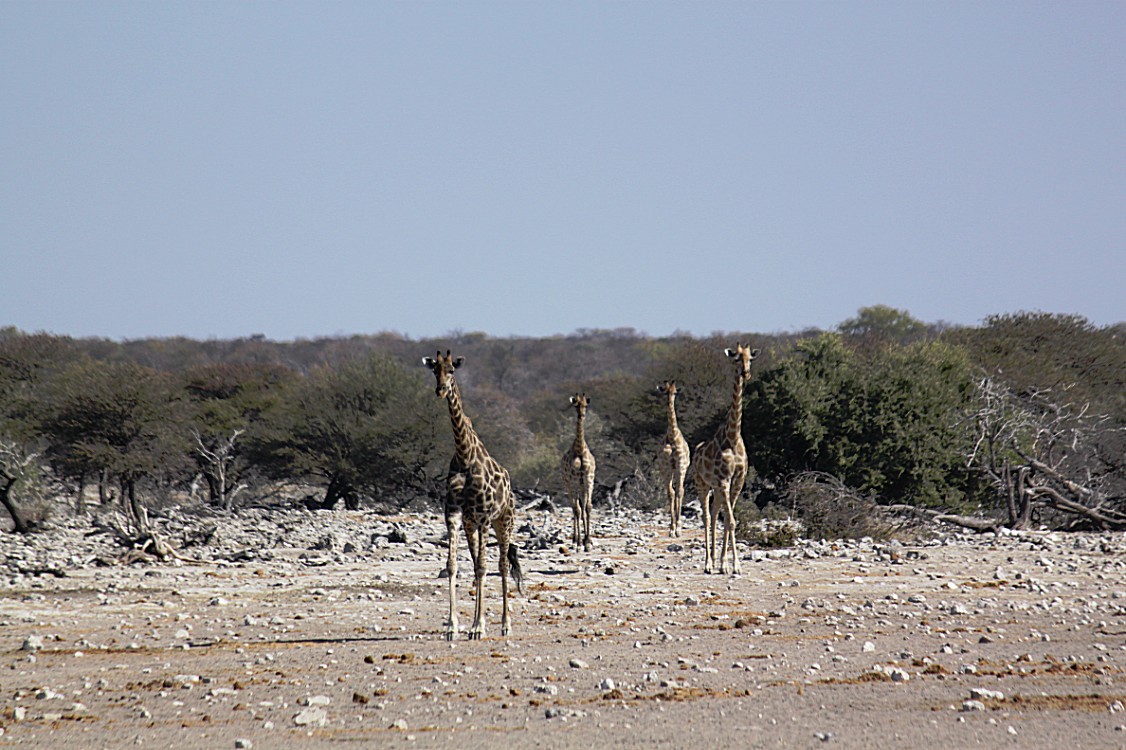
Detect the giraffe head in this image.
<box><xmin>569</xmin><ymin>393</ymin><xmax>590</xmax><ymax>417</ymax></box>
<box><xmin>657</xmin><ymin>380</ymin><xmax>678</xmax><ymax>398</ymax></box>
<box><xmin>724</xmin><ymin>343</ymin><xmax>760</xmax><ymax>380</ymax></box>
<box><xmin>422</xmin><ymin>350</ymin><xmax>464</xmax><ymax>400</ymax></box>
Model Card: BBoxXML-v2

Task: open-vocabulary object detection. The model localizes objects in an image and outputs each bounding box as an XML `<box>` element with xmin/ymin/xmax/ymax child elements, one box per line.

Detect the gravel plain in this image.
<box><xmin>2</xmin><ymin>503</ymin><xmax>1126</xmax><ymax>749</ymax></box>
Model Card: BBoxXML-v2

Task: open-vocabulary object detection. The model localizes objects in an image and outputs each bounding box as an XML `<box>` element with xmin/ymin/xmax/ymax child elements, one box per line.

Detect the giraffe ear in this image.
<box><xmin>422</xmin><ymin>357</ymin><xmax>436</xmax><ymax>368</ymax></box>
<box><xmin>452</xmin><ymin>357</ymin><xmax>465</xmax><ymax>369</ymax></box>
<box><xmin>750</xmin><ymin>348</ymin><xmax>761</xmax><ymax>358</ymax></box>
<box><xmin>724</xmin><ymin>348</ymin><xmax>736</xmax><ymax>358</ymax></box>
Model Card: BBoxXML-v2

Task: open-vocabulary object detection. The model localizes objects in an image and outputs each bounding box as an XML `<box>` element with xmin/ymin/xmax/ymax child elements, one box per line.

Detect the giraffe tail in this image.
<box><xmin>507</xmin><ymin>544</ymin><xmax>524</xmax><ymax>595</ymax></box>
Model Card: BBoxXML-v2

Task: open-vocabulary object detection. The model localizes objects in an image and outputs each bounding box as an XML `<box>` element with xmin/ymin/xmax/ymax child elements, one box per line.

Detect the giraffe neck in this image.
<box><xmin>723</xmin><ymin>369</ymin><xmax>745</xmax><ymax>446</ymax></box>
<box><xmin>573</xmin><ymin>412</ymin><xmax>587</xmax><ymax>453</ymax></box>
<box><xmin>445</xmin><ymin>380</ymin><xmax>480</xmax><ymax>461</ymax></box>
<box><xmin>665</xmin><ymin>394</ymin><xmax>680</xmax><ymax>438</ymax></box>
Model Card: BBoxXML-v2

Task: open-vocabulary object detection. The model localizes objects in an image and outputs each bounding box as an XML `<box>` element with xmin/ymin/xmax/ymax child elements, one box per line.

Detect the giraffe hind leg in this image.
<box><xmin>702</xmin><ymin>488</ymin><xmax>716</xmax><ymax>574</ymax></box>
<box><xmin>496</xmin><ymin>519</ymin><xmax>513</xmax><ymax>637</ymax></box>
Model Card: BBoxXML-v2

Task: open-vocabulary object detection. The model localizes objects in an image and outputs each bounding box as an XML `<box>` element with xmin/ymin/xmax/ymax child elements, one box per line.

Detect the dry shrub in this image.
<box><xmin>782</xmin><ymin>471</ymin><xmax>892</xmax><ymax>541</ymax></box>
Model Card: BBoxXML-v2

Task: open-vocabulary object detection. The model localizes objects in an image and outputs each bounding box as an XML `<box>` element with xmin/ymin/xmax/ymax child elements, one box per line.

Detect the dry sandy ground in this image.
<box><xmin>2</xmin><ymin>507</ymin><xmax>1126</xmax><ymax>749</ymax></box>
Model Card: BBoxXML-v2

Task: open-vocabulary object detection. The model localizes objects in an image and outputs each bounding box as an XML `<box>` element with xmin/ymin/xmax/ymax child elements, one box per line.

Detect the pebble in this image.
<box><xmin>6</xmin><ymin>504</ymin><xmax>1126</xmax><ymax>746</ymax></box>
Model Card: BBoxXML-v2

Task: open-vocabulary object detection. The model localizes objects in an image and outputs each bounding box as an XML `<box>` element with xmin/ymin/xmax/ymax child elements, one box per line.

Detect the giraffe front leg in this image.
<box><xmin>718</xmin><ymin>485</ymin><xmax>739</xmax><ymax>575</ymax></box>
<box><xmin>582</xmin><ymin>480</ymin><xmax>593</xmax><ymax>552</ymax></box>
<box><xmin>467</xmin><ymin>526</ymin><xmax>487</xmax><ymax>640</ymax></box>
<box><xmin>497</xmin><ymin>525</ymin><xmax>512</xmax><ymax>637</ymax></box>
<box><xmin>571</xmin><ymin>496</ymin><xmax>582</xmax><ymax>549</ymax></box>
<box><xmin>665</xmin><ymin>475</ymin><xmax>677</xmax><ymax>536</ymax></box>
<box><xmin>675</xmin><ymin>472</ymin><xmax>686</xmax><ymax>537</ymax></box>
<box><xmin>702</xmin><ymin>489</ymin><xmax>716</xmax><ymax>574</ymax></box>
<box><xmin>444</xmin><ymin>510</ymin><xmax>461</xmax><ymax>641</ymax></box>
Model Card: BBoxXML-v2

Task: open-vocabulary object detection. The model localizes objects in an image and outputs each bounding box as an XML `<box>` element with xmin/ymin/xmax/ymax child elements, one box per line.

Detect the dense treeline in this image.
<box><xmin>2</xmin><ymin>308</ymin><xmax>1123</xmax><ymax>539</ymax></box>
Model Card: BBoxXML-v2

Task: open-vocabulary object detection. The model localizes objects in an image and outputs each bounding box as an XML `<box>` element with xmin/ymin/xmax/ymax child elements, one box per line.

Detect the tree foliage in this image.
<box><xmin>248</xmin><ymin>354</ymin><xmax>444</xmax><ymax>509</ymax></box>
<box><xmin>0</xmin><ymin>311</ymin><xmax>1120</xmax><ymax>534</ymax></box>
<box><xmin>747</xmin><ymin>334</ymin><xmax>980</xmax><ymax>508</ymax></box>
<box><xmin>32</xmin><ymin>359</ymin><xmax>190</xmax><ymax>530</ymax></box>
<box><xmin>838</xmin><ymin>305</ymin><xmax>928</xmax><ymax>344</ymax></box>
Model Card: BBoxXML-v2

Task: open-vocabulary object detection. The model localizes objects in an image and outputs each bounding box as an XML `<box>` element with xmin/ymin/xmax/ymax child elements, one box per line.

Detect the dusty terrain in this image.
<box><xmin>2</xmin><ymin>504</ymin><xmax>1126</xmax><ymax>749</ymax></box>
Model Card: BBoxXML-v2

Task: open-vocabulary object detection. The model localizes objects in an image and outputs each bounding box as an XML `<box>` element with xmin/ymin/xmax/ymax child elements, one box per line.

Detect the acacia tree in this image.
<box><xmin>250</xmin><ymin>354</ymin><xmax>444</xmax><ymax>509</ymax></box>
<box><xmin>182</xmin><ymin>362</ymin><xmax>294</xmax><ymax>509</ymax></box>
<box><xmin>34</xmin><ymin>359</ymin><xmax>191</xmax><ymax>532</ymax></box>
<box><xmin>839</xmin><ymin>305</ymin><xmax>928</xmax><ymax>344</ymax></box>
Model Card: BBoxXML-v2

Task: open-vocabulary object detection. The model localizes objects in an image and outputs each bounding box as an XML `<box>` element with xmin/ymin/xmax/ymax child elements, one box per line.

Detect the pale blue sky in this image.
<box><xmin>3</xmin><ymin>1</ymin><xmax>1124</xmax><ymax>341</ymax></box>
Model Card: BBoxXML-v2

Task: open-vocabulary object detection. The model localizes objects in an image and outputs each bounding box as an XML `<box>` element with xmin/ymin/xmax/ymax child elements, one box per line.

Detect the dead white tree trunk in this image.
<box><xmin>194</xmin><ymin>429</ymin><xmax>246</xmax><ymax>512</ymax></box>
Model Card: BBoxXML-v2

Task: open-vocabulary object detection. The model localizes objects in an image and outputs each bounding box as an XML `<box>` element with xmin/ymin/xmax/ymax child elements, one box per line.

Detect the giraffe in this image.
<box><xmin>692</xmin><ymin>343</ymin><xmax>759</xmax><ymax>574</ymax></box>
<box><xmin>423</xmin><ymin>351</ymin><xmax>522</xmax><ymax>640</ymax></box>
<box><xmin>657</xmin><ymin>381</ymin><xmax>691</xmax><ymax>537</ymax></box>
<box><xmin>560</xmin><ymin>393</ymin><xmax>595</xmax><ymax>552</ymax></box>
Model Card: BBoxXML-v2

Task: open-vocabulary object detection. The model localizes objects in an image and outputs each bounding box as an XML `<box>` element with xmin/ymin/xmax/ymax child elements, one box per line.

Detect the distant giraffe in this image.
<box><xmin>657</xmin><ymin>381</ymin><xmax>691</xmax><ymax>537</ymax></box>
<box><xmin>561</xmin><ymin>393</ymin><xmax>595</xmax><ymax>552</ymax></box>
<box><xmin>423</xmin><ymin>351</ymin><xmax>522</xmax><ymax>640</ymax></box>
<box><xmin>693</xmin><ymin>343</ymin><xmax>759</xmax><ymax>574</ymax></box>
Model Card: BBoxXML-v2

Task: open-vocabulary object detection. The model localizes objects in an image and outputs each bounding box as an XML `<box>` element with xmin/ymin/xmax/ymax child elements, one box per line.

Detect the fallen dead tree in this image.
<box><xmin>88</xmin><ymin>512</ymin><xmax>204</xmax><ymax>564</ymax></box>
<box><xmin>965</xmin><ymin>376</ymin><xmax>1126</xmax><ymax>531</ymax></box>
<box><xmin>883</xmin><ymin>504</ymin><xmax>1003</xmax><ymax>533</ymax></box>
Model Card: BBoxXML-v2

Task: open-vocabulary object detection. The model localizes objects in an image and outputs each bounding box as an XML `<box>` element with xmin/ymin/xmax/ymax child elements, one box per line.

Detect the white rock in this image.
<box><xmin>969</xmin><ymin>688</ymin><xmax>1004</xmax><ymax>701</ymax></box>
<box><xmin>293</xmin><ymin>707</ymin><xmax>327</xmax><ymax>726</ymax></box>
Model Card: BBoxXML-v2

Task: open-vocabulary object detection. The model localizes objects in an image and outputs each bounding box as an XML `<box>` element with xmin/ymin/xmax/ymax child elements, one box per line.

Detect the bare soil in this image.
<box><xmin>2</xmin><ymin>508</ymin><xmax>1125</xmax><ymax>749</ymax></box>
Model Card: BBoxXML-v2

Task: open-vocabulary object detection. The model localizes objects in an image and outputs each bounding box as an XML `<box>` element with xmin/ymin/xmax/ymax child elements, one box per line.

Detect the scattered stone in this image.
<box><xmin>293</xmin><ymin>707</ymin><xmax>327</xmax><ymax>727</ymax></box>
<box><xmin>969</xmin><ymin>688</ymin><xmax>1004</xmax><ymax>701</ymax></box>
